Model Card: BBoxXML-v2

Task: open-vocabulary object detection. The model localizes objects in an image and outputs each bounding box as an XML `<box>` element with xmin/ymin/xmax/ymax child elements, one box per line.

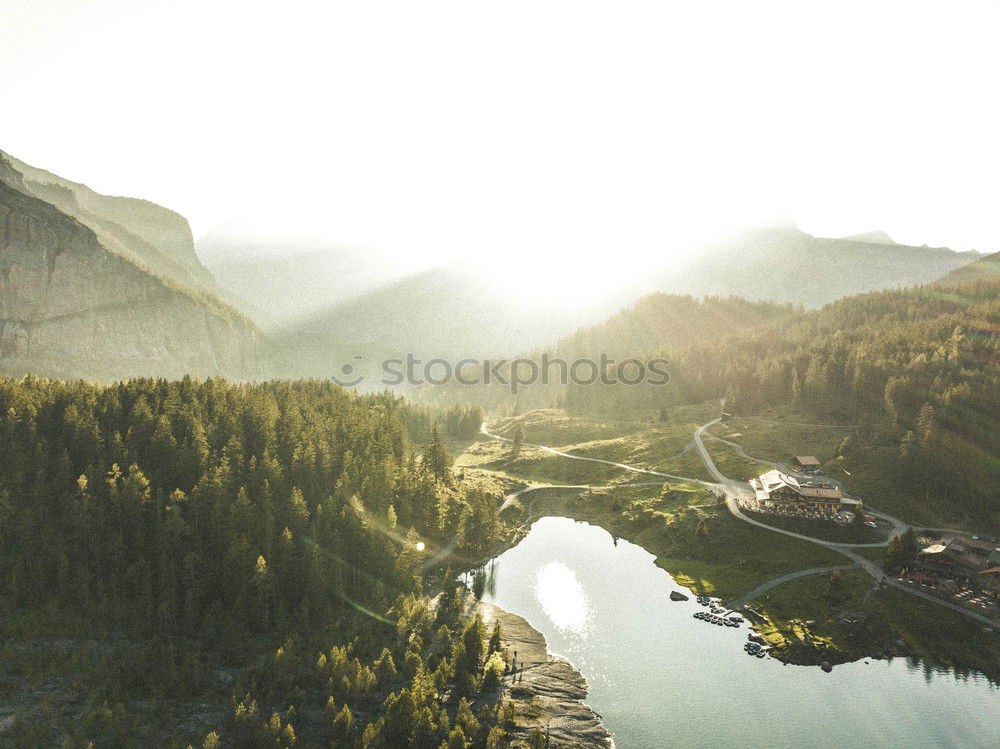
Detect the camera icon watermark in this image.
<box><xmin>332</xmin><ymin>355</ymin><xmax>366</xmax><ymax>387</ymax></box>
<box><xmin>331</xmin><ymin>353</ymin><xmax>670</xmax><ymax>393</ymax></box>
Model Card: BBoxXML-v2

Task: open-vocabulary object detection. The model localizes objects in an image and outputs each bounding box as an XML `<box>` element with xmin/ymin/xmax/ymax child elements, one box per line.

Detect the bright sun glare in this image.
<box><xmin>478</xmin><ymin>253</ymin><xmax>671</xmax><ymax>311</ymax></box>
<box><xmin>535</xmin><ymin>561</ymin><xmax>589</xmax><ymax>634</ymax></box>
<box><xmin>2</xmin><ymin>1</ymin><xmax>996</xmax><ymax>271</ymax></box>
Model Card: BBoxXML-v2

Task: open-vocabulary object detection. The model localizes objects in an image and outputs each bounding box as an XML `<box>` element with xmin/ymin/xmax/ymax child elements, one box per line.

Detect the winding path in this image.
<box><xmin>498</xmin><ymin>481</ymin><xmax>664</xmax><ymax>513</ymax></box>
<box><xmin>727</xmin><ymin>565</ymin><xmax>856</xmax><ymax>609</ymax></box>
<box><xmin>481</xmin><ymin>424</ymin><xmax>714</xmax><ymax>487</ymax></box>
<box><xmin>702</xmin><ymin>432</ymin><xmax>786</xmax><ymax>472</ymax></box>
<box><xmin>481</xmin><ymin>416</ymin><xmax>999</xmax><ymax>629</ymax></box>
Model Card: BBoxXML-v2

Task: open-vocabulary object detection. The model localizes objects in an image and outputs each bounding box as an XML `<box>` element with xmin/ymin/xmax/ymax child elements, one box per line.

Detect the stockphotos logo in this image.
<box><xmin>333</xmin><ymin>356</ymin><xmax>366</xmax><ymax>387</ymax></box>
<box><xmin>331</xmin><ymin>353</ymin><xmax>670</xmax><ymax>393</ymax></box>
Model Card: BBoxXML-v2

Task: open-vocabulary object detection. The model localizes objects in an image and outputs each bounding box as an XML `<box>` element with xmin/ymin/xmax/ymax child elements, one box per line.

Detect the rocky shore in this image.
<box><xmin>476</xmin><ymin>602</ymin><xmax>614</xmax><ymax>748</ymax></box>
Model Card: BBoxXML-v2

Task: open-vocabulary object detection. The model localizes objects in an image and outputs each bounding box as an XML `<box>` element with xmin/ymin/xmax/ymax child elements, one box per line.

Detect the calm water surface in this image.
<box><xmin>471</xmin><ymin>516</ymin><xmax>1000</xmax><ymax>749</ymax></box>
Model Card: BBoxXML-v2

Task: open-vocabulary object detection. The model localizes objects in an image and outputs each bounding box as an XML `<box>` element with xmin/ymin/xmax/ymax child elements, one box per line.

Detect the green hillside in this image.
<box><xmin>430</xmin><ymin>264</ymin><xmax>1000</xmax><ymax>528</ymax></box>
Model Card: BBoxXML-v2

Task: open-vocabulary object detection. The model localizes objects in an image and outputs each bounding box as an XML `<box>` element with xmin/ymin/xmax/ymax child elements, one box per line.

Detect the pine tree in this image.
<box><xmin>330</xmin><ymin>703</ymin><xmax>356</xmax><ymax>746</ymax></box>
<box><xmin>422</xmin><ymin>423</ymin><xmax>452</xmax><ymax>483</ymax></box>
<box><xmin>527</xmin><ymin>727</ymin><xmax>546</xmax><ymax>749</ymax></box>
<box><xmin>455</xmin><ymin>697</ymin><xmax>480</xmax><ymax>741</ymax></box>
<box><xmin>374</xmin><ymin>647</ymin><xmax>398</xmax><ymax>686</ymax></box>
<box><xmin>885</xmin><ymin>528</ymin><xmax>918</xmax><ymax>571</ymax></box>
<box><xmin>382</xmin><ymin>689</ymin><xmax>417</xmax><ymax>746</ymax></box>
<box><xmin>445</xmin><ymin>725</ymin><xmax>467</xmax><ymax>749</ymax></box>
<box><xmin>917</xmin><ymin>403</ymin><xmax>938</xmax><ymax>449</ymax></box>
<box><xmin>898</xmin><ymin>430</ymin><xmax>916</xmax><ymax>464</ymax></box>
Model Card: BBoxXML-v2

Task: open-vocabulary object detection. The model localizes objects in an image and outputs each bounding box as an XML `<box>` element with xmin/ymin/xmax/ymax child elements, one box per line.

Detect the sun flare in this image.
<box><xmin>535</xmin><ymin>561</ymin><xmax>590</xmax><ymax>634</ymax></box>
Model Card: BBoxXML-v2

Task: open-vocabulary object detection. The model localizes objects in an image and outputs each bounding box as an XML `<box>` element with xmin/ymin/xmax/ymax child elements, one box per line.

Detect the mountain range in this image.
<box><xmin>0</xmin><ymin>148</ymin><xmax>990</xmax><ymax>384</ymax></box>
<box><xmin>269</xmin><ymin>261</ymin><xmax>632</xmax><ymax>380</ymax></box>
<box><xmin>197</xmin><ymin>236</ymin><xmax>415</xmax><ymax>329</ymax></box>
<box><xmin>259</xmin><ymin>224</ymin><xmax>981</xmax><ymax>381</ymax></box>
<box><xmin>650</xmin><ymin>225</ymin><xmax>981</xmax><ymax>306</ymax></box>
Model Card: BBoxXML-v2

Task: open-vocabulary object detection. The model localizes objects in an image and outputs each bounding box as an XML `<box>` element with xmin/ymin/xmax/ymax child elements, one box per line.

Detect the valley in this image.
<box><xmin>4</xmin><ymin>5</ymin><xmax>1000</xmax><ymax>746</ymax></box>
<box><xmin>455</xmin><ymin>407</ymin><xmax>1000</xmax><ymax>683</ymax></box>
<box><xmin>1</xmin><ymin>152</ymin><xmax>998</xmax><ymax>747</ymax></box>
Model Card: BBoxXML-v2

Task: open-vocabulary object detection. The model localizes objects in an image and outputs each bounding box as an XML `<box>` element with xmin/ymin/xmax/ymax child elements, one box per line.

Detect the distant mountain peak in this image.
<box><xmin>845</xmin><ymin>230</ymin><xmax>896</xmax><ymax>245</ymax></box>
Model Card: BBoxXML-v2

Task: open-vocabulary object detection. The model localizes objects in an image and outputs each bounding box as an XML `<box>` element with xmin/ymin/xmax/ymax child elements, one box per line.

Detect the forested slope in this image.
<box><xmin>431</xmin><ymin>257</ymin><xmax>1000</xmax><ymax>527</ymax></box>
<box><xmin>0</xmin><ymin>377</ymin><xmax>509</xmax><ymax>747</ymax></box>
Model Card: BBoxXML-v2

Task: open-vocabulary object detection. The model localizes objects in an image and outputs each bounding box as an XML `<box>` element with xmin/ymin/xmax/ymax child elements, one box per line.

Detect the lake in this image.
<box><xmin>469</xmin><ymin>516</ymin><xmax>1000</xmax><ymax>748</ymax></box>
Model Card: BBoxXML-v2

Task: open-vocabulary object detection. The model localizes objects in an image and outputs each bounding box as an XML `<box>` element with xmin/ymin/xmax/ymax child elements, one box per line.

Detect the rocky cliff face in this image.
<box><xmin>0</xmin><ymin>153</ymin><xmax>265</xmax><ymax>381</ymax></box>
<box><xmin>0</xmin><ymin>149</ymin><xmax>213</xmax><ymax>292</ymax></box>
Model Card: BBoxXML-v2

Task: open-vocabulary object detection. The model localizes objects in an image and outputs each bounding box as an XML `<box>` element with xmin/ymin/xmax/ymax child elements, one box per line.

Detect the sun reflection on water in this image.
<box><xmin>535</xmin><ymin>561</ymin><xmax>589</xmax><ymax>635</ymax></box>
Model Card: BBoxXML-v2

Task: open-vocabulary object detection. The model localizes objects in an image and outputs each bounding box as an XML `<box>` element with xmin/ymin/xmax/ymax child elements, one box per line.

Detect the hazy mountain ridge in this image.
<box><xmin>654</xmin><ymin>226</ymin><xmax>980</xmax><ymax>307</ymax></box>
<box><xmin>273</xmin><ymin>261</ymin><xmax>631</xmax><ymax>380</ymax></box>
<box><xmin>197</xmin><ymin>236</ymin><xmax>411</xmax><ymax>329</ymax></box>
<box><xmin>265</xmin><ymin>225</ymin><xmax>980</xmax><ymax>381</ymax></box>
<box><xmin>844</xmin><ymin>230</ymin><xmax>896</xmax><ymax>244</ymax></box>
<box><xmin>0</xmin><ymin>151</ymin><xmax>265</xmax><ymax>380</ymax></box>
<box><xmin>555</xmin><ymin>293</ymin><xmax>799</xmax><ymax>361</ymax></box>
<box><xmin>487</xmin><ymin>247</ymin><xmax>1000</xmax><ymax>411</ymax></box>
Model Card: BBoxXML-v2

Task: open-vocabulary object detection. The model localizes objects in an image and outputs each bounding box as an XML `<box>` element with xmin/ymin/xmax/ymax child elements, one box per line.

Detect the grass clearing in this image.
<box><xmin>869</xmin><ymin>584</ymin><xmax>1000</xmax><ymax>682</ymax></box>
<box><xmin>704</xmin><ymin>440</ymin><xmax>767</xmax><ymax>481</ymax></box>
<box><xmin>482</xmin><ymin>407</ymin><xmax>716</xmax><ymax>483</ymax></box>
<box><xmin>750</xmin><ymin>569</ymin><xmax>874</xmax><ymax>655</ymax></box>
<box><xmin>747</xmin><ymin>568</ymin><xmax>1000</xmax><ymax>681</ymax></box>
<box><xmin>720</xmin><ymin>412</ymin><xmax>856</xmax><ymax>468</ymax></box>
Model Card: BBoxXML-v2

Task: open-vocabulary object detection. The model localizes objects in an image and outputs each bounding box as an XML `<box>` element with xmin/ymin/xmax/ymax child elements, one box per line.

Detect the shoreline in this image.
<box><xmin>470</xmin><ymin>484</ymin><xmax>934</xmax><ymax>675</ymax></box>
<box><xmin>476</xmin><ymin>600</ymin><xmax>614</xmax><ymax>749</ymax></box>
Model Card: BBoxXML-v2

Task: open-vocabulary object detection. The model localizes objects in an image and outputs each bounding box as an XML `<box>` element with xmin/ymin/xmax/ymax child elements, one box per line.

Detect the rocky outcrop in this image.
<box><xmin>0</xmin><ymin>174</ymin><xmax>264</xmax><ymax>381</ymax></box>
<box><xmin>1</xmin><ymin>149</ymin><xmax>213</xmax><ymax>293</ymax></box>
<box><xmin>0</xmin><ymin>157</ymin><xmax>26</xmax><ymax>192</ymax></box>
<box><xmin>478</xmin><ymin>602</ymin><xmax>614</xmax><ymax>748</ymax></box>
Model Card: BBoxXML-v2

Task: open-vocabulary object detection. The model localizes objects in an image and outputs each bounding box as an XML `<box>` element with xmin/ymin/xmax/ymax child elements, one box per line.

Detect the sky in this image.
<box><xmin>2</xmin><ymin>0</ymin><xmax>999</xmax><ymax>287</ymax></box>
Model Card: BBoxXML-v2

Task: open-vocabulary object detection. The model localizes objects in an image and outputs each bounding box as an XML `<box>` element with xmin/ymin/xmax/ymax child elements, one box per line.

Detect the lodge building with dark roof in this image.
<box><xmin>749</xmin><ymin>469</ymin><xmax>858</xmax><ymax>515</ymax></box>
<box><xmin>791</xmin><ymin>455</ymin><xmax>821</xmax><ymax>472</ymax></box>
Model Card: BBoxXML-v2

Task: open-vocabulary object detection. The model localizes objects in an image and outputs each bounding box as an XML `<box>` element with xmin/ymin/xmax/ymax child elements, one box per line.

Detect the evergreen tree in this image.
<box><xmin>330</xmin><ymin>703</ymin><xmax>356</xmax><ymax>746</ymax></box>
<box><xmin>423</xmin><ymin>423</ymin><xmax>452</xmax><ymax>483</ymax></box>
<box><xmin>886</xmin><ymin>528</ymin><xmax>919</xmax><ymax>571</ymax></box>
